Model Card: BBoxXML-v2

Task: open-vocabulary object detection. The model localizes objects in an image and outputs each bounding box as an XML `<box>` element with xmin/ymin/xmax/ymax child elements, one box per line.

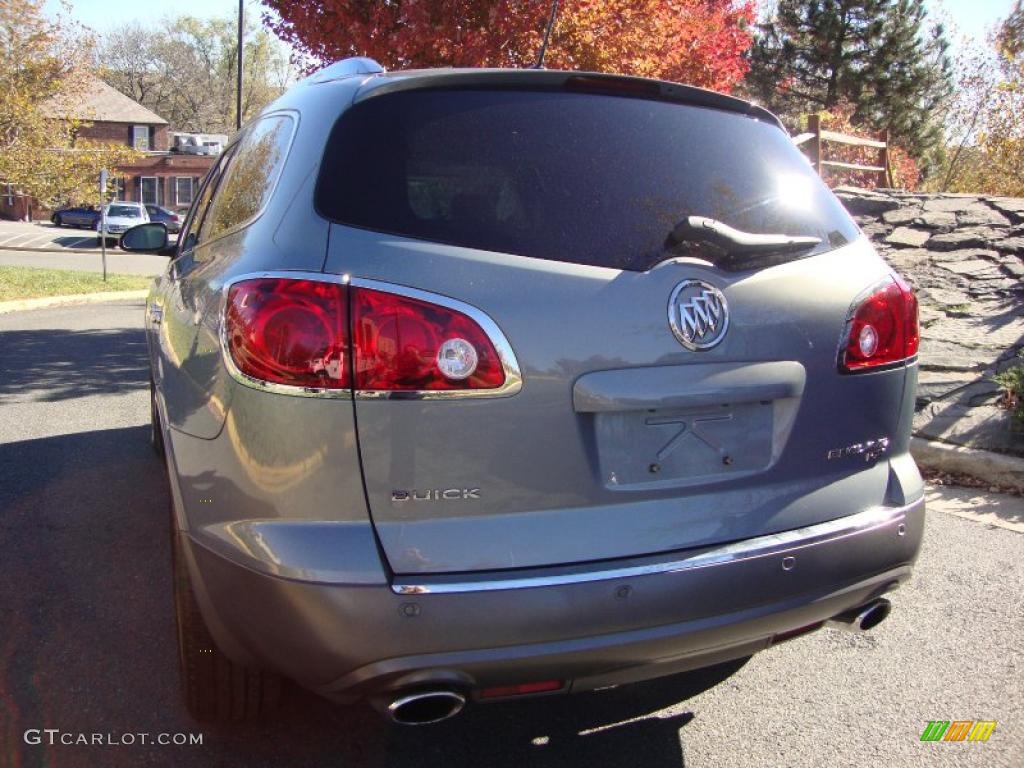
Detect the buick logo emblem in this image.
<box><xmin>668</xmin><ymin>280</ymin><xmax>729</xmax><ymax>350</ymax></box>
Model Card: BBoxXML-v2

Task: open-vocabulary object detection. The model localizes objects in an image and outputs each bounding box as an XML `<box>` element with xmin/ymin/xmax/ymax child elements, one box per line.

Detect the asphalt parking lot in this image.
<box><xmin>0</xmin><ymin>219</ymin><xmax>104</xmax><ymax>251</ymax></box>
<box><xmin>0</xmin><ymin>300</ymin><xmax>1021</xmax><ymax>768</ymax></box>
<box><xmin>0</xmin><ymin>221</ymin><xmax>175</xmax><ymax>277</ymax></box>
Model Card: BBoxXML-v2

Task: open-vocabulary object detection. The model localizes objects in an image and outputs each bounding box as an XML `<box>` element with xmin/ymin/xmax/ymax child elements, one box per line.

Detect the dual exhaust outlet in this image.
<box><xmin>826</xmin><ymin>597</ymin><xmax>892</xmax><ymax>633</ymax></box>
<box><xmin>385</xmin><ymin>690</ymin><xmax>467</xmax><ymax>726</ymax></box>
<box><xmin>380</xmin><ymin>598</ymin><xmax>893</xmax><ymax>726</ymax></box>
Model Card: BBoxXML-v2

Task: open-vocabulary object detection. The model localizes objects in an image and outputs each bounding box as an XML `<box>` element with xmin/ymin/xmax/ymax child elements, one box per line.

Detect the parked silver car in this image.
<box><xmin>99</xmin><ymin>201</ymin><xmax>148</xmax><ymax>245</ymax></box>
<box><xmin>124</xmin><ymin>58</ymin><xmax>924</xmax><ymax>725</ymax></box>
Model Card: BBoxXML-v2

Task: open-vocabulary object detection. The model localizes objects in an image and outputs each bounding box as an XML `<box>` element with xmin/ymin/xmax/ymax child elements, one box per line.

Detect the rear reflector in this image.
<box><xmin>479</xmin><ymin>680</ymin><xmax>563</xmax><ymax>699</ymax></box>
<box><xmin>771</xmin><ymin>621</ymin><xmax>824</xmax><ymax>645</ymax></box>
<box><xmin>224</xmin><ymin>277</ymin><xmax>508</xmax><ymax>394</ymax></box>
<box><xmin>838</xmin><ymin>274</ymin><xmax>919</xmax><ymax>373</ymax></box>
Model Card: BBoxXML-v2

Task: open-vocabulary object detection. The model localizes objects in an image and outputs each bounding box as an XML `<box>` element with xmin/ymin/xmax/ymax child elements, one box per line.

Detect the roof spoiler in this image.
<box><xmin>351</xmin><ymin>68</ymin><xmax>784</xmax><ymax>130</ymax></box>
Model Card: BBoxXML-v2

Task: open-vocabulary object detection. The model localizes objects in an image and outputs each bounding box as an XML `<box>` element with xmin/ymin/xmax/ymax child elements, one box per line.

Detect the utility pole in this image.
<box><xmin>236</xmin><ymin>0</ymin><xmax>244</xmax><ymax>131</ymax></box>
<box><xmin>99</xmin><ymin>169</ymin><xmax>108</xmax><ymax>282</ymax></box>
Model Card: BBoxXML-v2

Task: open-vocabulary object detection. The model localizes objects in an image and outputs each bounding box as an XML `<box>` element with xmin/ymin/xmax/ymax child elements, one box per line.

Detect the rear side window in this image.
<box><xmin>203</xmin><ymin>114</ymin><xmax>295</xmax><ymax>242</ymax></box>
<box><xmin>317</xmin><ymin>89</ymin><xmax>859</xmax><ymax>271</ymax></box>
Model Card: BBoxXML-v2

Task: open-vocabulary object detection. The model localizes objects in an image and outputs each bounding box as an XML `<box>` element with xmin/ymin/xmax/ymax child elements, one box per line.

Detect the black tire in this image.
<box><xmin>150</xmin><ymin>382</ymin><xmax>165</xmax><ymax>457</ymax></box>
<box><xmin>171</xmin><ymin>518</ymin><xmax>282</xmax><ymax>722</ymax></box>
<box><xmin>53</xmin><ymin>214</ymin><xmax>63</xmax><ymax>227</ymax></box>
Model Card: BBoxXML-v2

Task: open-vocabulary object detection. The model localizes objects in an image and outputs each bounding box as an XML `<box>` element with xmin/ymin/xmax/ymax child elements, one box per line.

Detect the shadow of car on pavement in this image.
<box><xmin>1</xmin><ymin>423</ymin><xmax>737</xmax><ymax>767</ymax></box>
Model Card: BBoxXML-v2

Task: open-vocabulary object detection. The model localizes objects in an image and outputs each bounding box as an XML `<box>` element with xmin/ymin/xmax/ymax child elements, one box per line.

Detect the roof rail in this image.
<box><xmin>310</xmin><ymin>57</ymin><xmax>385</xmax><ymax>84</ymax></box>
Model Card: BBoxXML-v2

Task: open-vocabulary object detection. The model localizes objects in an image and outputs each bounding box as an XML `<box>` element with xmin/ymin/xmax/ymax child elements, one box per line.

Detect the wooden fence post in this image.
<box><xmin>808</xmin><ymin>114</ymin><xmax>822</xmax><ymax>176</ymax></box>
<box><xmin>878</xmin><ymin>129</ymin><xmax>893</xmax><ymax>189</ymax></box>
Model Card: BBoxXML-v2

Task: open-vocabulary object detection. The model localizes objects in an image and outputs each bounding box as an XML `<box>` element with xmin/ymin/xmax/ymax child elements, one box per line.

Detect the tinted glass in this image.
<box><xmin>317</xmin><ymin>90</ymin><xmax>859</xmax><ymax>271</ymax></box>
<box><xmin>202</xmin><ymin>114</ymin><xmax>294</xmax><ymax>242</ymax></box>
<box><xmin>107</xmin><ymin>205</ymin><xmax>142</xmax><ymax>218</ymax></box>
<box><xmin>178</xmin><ymin>148</ymin><xmax>232</xmax><ymax>255</ymax></box>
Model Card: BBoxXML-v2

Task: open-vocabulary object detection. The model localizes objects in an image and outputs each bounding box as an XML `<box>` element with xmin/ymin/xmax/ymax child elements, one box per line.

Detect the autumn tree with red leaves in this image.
<box><xmin>262</xmin><ymin>0</ymin><xmax>755</xmax><ymax>93</ymax></box>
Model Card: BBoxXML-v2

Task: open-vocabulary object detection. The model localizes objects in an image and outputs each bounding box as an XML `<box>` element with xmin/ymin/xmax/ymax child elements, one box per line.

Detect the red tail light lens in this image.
<box><xmin>224</xmin><ymin>278</ymin><xmax>510</xmax><ymax>394</ymax></box>
<box><xmin>351</xmin><ymin>288</ymin><xmax>506</xmax><ymax>391</ymax></box>
<box><xmin>225</xmin><ymin>278</ymin><xmax>350</xmax><ymax>389</ymax></box>
<box><xmin>839</xmin><ymin>274</ymin><xmax>919</xmax><ymax>373</ymax></box>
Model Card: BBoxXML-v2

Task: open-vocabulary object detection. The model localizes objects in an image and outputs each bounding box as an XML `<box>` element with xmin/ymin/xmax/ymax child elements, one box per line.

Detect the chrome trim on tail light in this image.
<box><xmin>219</xmin><ymin>271</ymin><xmax>522</xmax><ymax>400</ymax></box>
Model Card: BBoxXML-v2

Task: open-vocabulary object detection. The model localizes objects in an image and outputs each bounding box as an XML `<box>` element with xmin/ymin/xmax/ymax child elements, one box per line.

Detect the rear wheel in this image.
<box><xmin>171</xmin><ymin>514</ymin><xmax>282</xmax><ymax>722</ymax></box>
<box><xmin>53</xmin><ymin>214</ymin><xmax>63</xmax><ymax>227</ymax></box>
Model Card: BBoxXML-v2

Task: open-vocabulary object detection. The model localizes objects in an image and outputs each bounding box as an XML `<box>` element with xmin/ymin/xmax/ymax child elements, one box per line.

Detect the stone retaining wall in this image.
<box><xmin>834</xmin><ymin>187</ymin><xmax>1024</xmax><ymax>456</ymax></box>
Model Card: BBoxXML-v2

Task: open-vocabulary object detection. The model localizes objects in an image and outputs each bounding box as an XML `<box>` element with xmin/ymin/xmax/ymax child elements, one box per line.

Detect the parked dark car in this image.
<box><xmin>145</xmin><ymin>204</ymin><xmax>182</xmax><ymax>234</ymax></box>
<box><xmin>124</xmin><ymin>58</ymin><xmax>924</xmax><ymax>726</ymax></box>
<box><xmin>51</xmin><ymin>205</ymin><xmax>100</xmax><ymax>229</ymax></box>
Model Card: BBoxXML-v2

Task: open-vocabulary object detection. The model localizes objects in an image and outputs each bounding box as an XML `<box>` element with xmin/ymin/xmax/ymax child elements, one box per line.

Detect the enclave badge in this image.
<box><xmin>668</xmin><ymin>280</ymin><xmax>729</xmax><ymax>350</ymax></box>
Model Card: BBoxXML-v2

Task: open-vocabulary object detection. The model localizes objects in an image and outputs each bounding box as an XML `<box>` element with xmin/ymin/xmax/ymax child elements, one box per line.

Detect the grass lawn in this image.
<box><xmin>0</xmin><ymin>266</ymin><xmax>153</xmax><ymax>301</ymax></box>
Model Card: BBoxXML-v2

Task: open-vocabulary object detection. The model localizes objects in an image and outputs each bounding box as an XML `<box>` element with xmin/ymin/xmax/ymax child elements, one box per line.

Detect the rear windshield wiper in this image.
<box><xmin>665</xmin><ymin>216</ymin><xmax>821</xmax><ymax>258</ymax></box>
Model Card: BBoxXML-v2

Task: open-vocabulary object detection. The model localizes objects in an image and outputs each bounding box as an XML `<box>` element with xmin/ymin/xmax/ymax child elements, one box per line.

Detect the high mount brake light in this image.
<box><xmin>839</xmin><ymin>274</ymin><xmax>919</xmax><ymax>373</ymax></box>
<box><xmin>224</xmin><ymin>277</ymin><xmax>510</xmax><ymax>395</ymax></box>
<box><xmin>564</xmin><ymin>75</ymin><xmax>661</xmax><ymax>97</ymax></box>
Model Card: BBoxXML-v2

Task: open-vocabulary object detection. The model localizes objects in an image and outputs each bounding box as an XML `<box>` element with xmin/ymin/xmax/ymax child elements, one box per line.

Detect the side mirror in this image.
<box><xmin>120</xmin><ymin>222</ymin><xmax>172</xmax><ymax>254</ymax></box>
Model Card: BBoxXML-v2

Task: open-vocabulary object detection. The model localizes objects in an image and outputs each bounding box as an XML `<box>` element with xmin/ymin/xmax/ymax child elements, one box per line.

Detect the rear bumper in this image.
<box><xmin>182</xmin><ymin>497</ymin><xmax>924</xmax><ymax>701</ymax></box>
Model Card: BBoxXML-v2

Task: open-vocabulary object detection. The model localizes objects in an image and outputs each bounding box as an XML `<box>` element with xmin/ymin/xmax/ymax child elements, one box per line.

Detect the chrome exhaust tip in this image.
<box><xmin>828</xmin><ymin>597</ymin><xmax>892</xmax><ymax>632</ymax></box>
<box><xmin>387</xmin><ymin>690</ymin><xmax>466</xmax><ymax>726</ymax></box>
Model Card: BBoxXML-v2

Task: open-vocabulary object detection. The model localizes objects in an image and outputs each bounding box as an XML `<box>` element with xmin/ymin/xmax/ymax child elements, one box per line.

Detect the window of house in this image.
<box><xmin>110</xmin><ymin>178</ymin><xmax>125</xmax><ymax>201</ymax></box>
<box><xmin>140</xmin><ymin>177</ymin><xmax>158</xmax><ymax>205</ymax></box>
<box><xmin>132</xmin><ymin>125</ymin><xmax>150</xmax><ymax>151</ymax></box>
<box><xmin>175</xmin><ymin>177</ymin><xmax>195</xmax><ymax>206</ymax></box>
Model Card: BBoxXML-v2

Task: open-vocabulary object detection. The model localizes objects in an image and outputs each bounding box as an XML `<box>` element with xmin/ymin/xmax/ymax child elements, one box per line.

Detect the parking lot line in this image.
<box><xmin>23</xmin><ymin>235</ymin><xmax>55</xmax><ymax>246</ymax></box>
<box><xmin>0</xmin><ymin>234</ymin><xmax>41</xmax><ymax>247</ymax></box>
<box><xmin>66</xmin><ymin>237</ymin><xmax>95</xmax><ymax>248</ymax></box>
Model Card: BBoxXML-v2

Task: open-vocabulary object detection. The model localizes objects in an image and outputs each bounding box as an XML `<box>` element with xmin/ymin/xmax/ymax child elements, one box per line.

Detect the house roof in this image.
<box><xmin>41</xmin><ymin>79</ymin><xmax>168</xmax><ymax>126</ymax></box>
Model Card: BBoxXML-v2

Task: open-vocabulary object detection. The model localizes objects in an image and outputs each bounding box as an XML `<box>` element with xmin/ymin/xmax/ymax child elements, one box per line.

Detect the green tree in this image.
<box><xmin>101</xmin><ymin>15</ymin><xmax>294</xmax><ymax>133</ymax></box>
<box><xmin>0</xmin><ymin>0</ymin><xmax>139</xmax><ymax>209</ymax></box>
<box><xmin>936</xmin><ymin>3</ymin><xmax>1024</xmax><ymax>196</ymax></box>
<box><xmin>1000</xmin><ymin>1</ymin><xmax>1023</xmax><ymax>58</ymax></box>
<box><xmin>746</xmin><ymin>0</ymin><xmax>952</xmax><ymax>163</ymax></box>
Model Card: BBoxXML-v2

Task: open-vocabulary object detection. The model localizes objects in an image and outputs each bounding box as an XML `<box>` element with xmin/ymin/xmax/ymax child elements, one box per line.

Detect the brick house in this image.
<box><xmin>1</xmin><ymin>79</ymin><xmax>217</xmax><ymax>220</ymax></box>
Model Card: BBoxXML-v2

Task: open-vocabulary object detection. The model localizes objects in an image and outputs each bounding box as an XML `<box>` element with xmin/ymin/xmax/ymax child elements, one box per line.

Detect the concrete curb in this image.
<box><xmin>0</xmin><ymin>290</ymin><xmax>149</xmax><ymax>314</ymax></box>
<box><xmin>911</xmin><ymin>436</ymin><xmax>1024</xmax><ymax>493</ymax></box>
<box><xmin>0</xmin><ymin>244</ymin><xmax>97</xmax><ymax>255</ymax></box>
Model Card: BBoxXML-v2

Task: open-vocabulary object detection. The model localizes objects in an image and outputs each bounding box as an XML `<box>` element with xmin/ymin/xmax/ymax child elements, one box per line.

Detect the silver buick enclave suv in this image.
<box><xmin>124</xmin><ymin>57</ymin><xmax>924</xmax><ymax>725</ymax></box>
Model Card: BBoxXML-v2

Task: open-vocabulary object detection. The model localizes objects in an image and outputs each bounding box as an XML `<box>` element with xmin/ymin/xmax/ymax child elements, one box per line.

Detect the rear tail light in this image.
<box><xmin>223</xmin><ymin>277</ymin><xmax>514</xmax><ymax>395</ymax></box>
<box><xmin>225</xmin><ymin>278</ymin><xmax>350</xmax><ymax>390</ymax></box>
<box><xmin>351</xmin><ymin>288</ymin><xmax>505</xmax><ymax>391</ymax></box>
<box><xmin>838</xmin><ymin>274</ymin><xmax>919</xmax><ymax>373</ymax></box>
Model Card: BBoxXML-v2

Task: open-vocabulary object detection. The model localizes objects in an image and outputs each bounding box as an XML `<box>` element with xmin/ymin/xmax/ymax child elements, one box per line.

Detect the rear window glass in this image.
<box><xmin>316</xmin><ymin>89</ymin><xmax>859</xmax><ymax>271</ymax></box>
<box><xmin>108</xmin><ymin>205</ymin><xmax>141</xmax><ymax>218</ymax></box>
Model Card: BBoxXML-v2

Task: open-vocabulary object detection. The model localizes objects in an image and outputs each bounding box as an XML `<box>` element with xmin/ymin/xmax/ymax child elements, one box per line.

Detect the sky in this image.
<box><xmin>46</xmin><ymin>0</ymin><xmax>1019</xmax><ymax>49</ymax></box>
